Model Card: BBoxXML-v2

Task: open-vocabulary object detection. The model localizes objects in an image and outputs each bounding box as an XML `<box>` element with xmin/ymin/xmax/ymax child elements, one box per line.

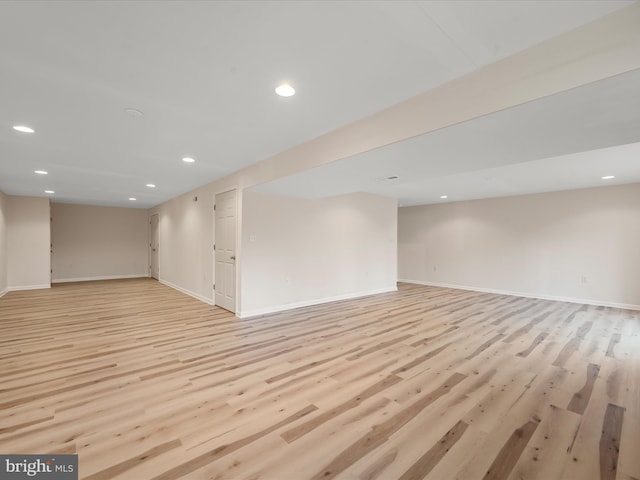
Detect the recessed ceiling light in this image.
<box><xmin>44</xmin><ymin>190</ymin><xmax>55</xmax><ymax>194</ymax></box>
<box><xmin>601</xmin><ymin>175</ymin><xmax>615</xmax><ymax>180</ymax></box>
<box><xmin>125</xmin><ymin>108</ymin><xmax>144</xmax><ymax>117</ymax></box>
<box><xmin>182</xmin><ymin>157</ymin><xmax>195</xmax><ymax>163</ymax></box>
<box><xmin>146</xmin><ymin>183</ymin><xmax>156</xmax><ymax>188</ymax></box>
<box><xmin>275</xmin><ymin>84</ymin><xmax>295</xmax><ymax>97</ymax></box>
<box><xmin>34</xmin><ymin>170</ymin><xmax>48</xmax><ymax>175</ymax></box>
<box><xmin>129</xmin><ymin>197</ymin><xmax>137</xmax><ymax>201</ymax></box>
<box><xmin>440</xmin><ymin>195</ymin><xmax>448</xmax><ymax>199</ymax></box>
<box><xmin>13</xmin><ymin>125</ymin><xmax>35</xmax><ymax>133</ymax></box>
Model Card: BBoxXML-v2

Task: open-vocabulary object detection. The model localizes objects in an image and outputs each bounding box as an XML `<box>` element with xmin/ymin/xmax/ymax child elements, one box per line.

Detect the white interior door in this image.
<box><xmin>215</xmin><ymin>190</ymin><xmax>236</xmax><ymax>312</ymax></box>
<box><xmin>150</xmin><ymin>214</ymin><xmax>159</xmax><ymax>280</ymax></box>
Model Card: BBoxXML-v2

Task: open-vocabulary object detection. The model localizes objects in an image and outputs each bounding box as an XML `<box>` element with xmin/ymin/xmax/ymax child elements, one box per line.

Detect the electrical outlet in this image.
<box><xmin>581</xmin><ymin>276</ymin><xmax>587</xmax><ymax>284</ymax></box>
<box><xmin>433</xmin><ymin>265</ymin><xmax>438</xmax><ymax>271</ymax></box>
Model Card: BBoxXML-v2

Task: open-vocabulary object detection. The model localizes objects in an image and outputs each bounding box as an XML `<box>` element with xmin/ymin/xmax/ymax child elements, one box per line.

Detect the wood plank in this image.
<box><xmin>618</xmin><ymin>410</ymin><xmax>640</xmax><ymax>480</ymax></box>
<box><xmin>309</xmin><ymin>372</ymin><xmax>467</xmax><ymax>480</ymax></box>
<box><xmin>281</xmin><ymin>374</ymin><xmax>402</xmax><ymax>443</ymax></box>
<box><xmin>465</xmin><ymin>333</ymin><xmax>506</xmax><ymax>360</ymax></box>
<box><xmin>150</xmin><ymin>404</ymin><xmax>317</xmax><ymax>480</ymax></box>
<box><xmin>516</xmin><ymin>332</ymin><xmax>548</xmax><ymax>358</ymax></box>
<box><xmin>506</xmin><ymin>404</ymin><xmax>581</xmax><ymax>480</ymax></box>
<box><xmin>605</xmin><ymin>333</ymin><xmax>621</xmax><ymax>358</ymax></box>
<box><xmin>567</xmin><ymin>363</ymin><xmax>601</xmax><ymax>415</ymax></box>
<box><xmin>84</xmin><ymin>439</ymin><xmax>182</xmax><ymax>480</ymax></box>
<box><xmin>482</xmin><ymin>420</ymin><xmax>539</xmax><ymax>480</ymax></box>
<box><xmin>398</xmin><ymin>420</ymin><xmax>469</xmax><ymax>480</ymax></box>
<box><xmin>599</xmin><ymin>403</ymin><xmax>625</xmax><ymax>480</ymax></box>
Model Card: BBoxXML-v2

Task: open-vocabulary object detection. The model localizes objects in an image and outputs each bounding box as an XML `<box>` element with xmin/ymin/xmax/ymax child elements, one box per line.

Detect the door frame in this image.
<box><xmin>214</xmin><ymin>187</ymin><xmax>240</xmax><ymax>313</ymax></box>
<box><xmin>149</xmin><ymin>213</ymin><xmax>159</xmax><ymax>280</ymax></box>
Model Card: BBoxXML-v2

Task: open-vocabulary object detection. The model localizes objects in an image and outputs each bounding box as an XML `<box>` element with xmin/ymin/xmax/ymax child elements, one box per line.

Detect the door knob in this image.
<box><xmin>230</xmin><ymin>256</ymin><xmax>236</xmax><ymax>260</ymax></box>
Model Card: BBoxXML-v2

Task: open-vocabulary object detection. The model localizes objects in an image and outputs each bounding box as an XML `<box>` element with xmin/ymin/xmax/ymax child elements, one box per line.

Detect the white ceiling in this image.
<box><xmin>0</xmin><ymin>0</ymin><xmax>636</xmax><ymax>208</ymax></box>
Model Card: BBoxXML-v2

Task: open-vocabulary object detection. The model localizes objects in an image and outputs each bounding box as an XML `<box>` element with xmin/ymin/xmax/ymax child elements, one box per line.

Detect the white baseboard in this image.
<box><xmin>7</xmin><ymin>284</ymin><xmax>51</xmax><ymax>292</ymax></box>
<box><xmin>159</xmin><ymin>279</ymin><xmax>214</xmax><ymax>306</ymax></box>
<box><xmin>0</xmin><ymin>287</ymin><xmax>8</xmax><ymax>298</ymax></box>
<box><xmin>52</xmin><ymin>274</ymin><xmax>148</xmax><ymax>284</ymax></box>
<box><xmin>398</xmin><ymin>279</ymin><xmax>640</xmax><ymax>311</ymax></box>
<box><xmin>238</xmin><ymin>285</ymin><xmax>398</xmax><ymax>318</ymax></box>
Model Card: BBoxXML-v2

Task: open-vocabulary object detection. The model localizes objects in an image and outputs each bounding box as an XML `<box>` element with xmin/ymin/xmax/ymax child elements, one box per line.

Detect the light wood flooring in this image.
<box><xmin>1</xmin><ymin>279</ymin><xmax>639</xmax><ymax>480</ymax></box>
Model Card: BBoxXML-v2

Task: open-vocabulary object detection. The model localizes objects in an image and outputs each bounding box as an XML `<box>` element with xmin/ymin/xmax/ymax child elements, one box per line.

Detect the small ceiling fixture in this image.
<box><xmin>146</xmin><ymin>183</ymin><xmax>156</xmax><ymax>188</ymax></box>
<box><xmin>182</xmin><ymin>157</ymin><xmax>195</xmax><ymax>163</ymax></box>
<box><xmin>34</xmin><ymin>170</ymin><xmax>48</xmax><ymax>175</ymax></box>
<box><xmin>275</xmin><ymin>84</ymin><xmax>295</xmax><ymax>97</ymax></box>
<box><xmin>13</xmin><ymin>125</ymin><xmax>35</xmax><ymax>133</ymax></box>
<box><xmin>124</xmin><ymin>108</ymin><xmax>144</xmax><ymax>117</ymax></box>
<box><xmin>387</xmin><ymin>176</ymin><xmax>399</xmax><ymax>180</ymax></box>
<box><xmin>601</xmin><ymin>175</ymin><xmax>615</xmax><ymax>180</ymax></box>
<box><xmin>44</xmin><ymin>190</ymin><xmax>55</xmax><ymax>194</ymax></box>
<box><xmin>129</xmin><ymin>197</ymin><xmax>137</xmax><ymax>201</ymax></box>
<box><xmin>440</xmin><ymin>195</ymin><xmax>448</xmax><ymax>199</ymax></box>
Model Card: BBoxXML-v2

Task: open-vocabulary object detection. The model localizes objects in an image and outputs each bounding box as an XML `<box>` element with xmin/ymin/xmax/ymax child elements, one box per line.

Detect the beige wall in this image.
<box><xmin>7</xmin><ymin>195</ymin><xmax>51</xmax><ymax>290</ymax></box>
<box><xmin>240</xmin><ymin>191</ymin><xmax>397</xmax><ymax>317</ymax></box>
<box><xmin>0</xmin><ymin>190</ymin><xmax>7</xmax><ymax>295</ymax></box>
<box><xmin>398</xmin><ymin>184</ymin><xmax>640</xmax><ymax>309</ymax></box>
<box><xmin>51</xmin><ymin>203</ymin><xmax>148</xmax><ymax>282</ymax></box>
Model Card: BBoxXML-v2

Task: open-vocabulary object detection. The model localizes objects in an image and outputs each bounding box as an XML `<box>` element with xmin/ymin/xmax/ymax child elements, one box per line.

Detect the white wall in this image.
<box><xmin>51</xmin><ymin>203</ymin><xmax>149</xmax><ymax>282</ymax></box>
<box><xmin>240</xmin><ymin>191</ymin><xmax>397</xmax><ymax>317</ymax></box>
<box><xmin>7</xmin><ymin>195</ymin><xmax>51</xmax><ymax>290</ymax></box>
<box><xmin>0</xmin><ymin>190</ymin><xmax>7</xmax><ymax>296</ymax></box>
<box><xmin>398</xmin><ymin>184</ymin><xmax>640</xmax><ymax>309</ymax></box>
<box><xmin>154</xmin><ymin>190</ymin><xmax>215</xmax><ymax>303</ymax></box>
